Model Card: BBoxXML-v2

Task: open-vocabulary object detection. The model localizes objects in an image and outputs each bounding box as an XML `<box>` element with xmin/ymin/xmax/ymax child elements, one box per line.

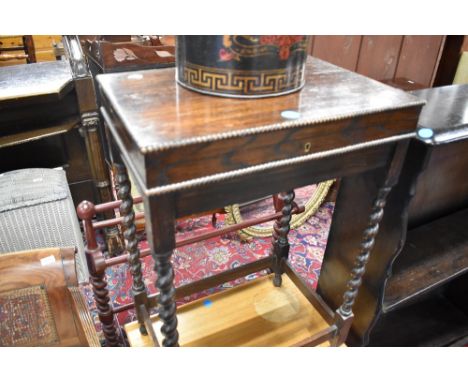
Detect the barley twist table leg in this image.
<box><xmin>154</xmin><ymin>252</ymin><xmax>179</xmax><ymax>346</ymax></box>
<box><xmin>338</xmin><ymin>186</ymin><xmax>391</xmax><ymax>317</ymax></box>
<box><xmin>90</xmin><ymin>271</ymin><xmax>120</xmax><ymax>346</ymax></box>
<box><xmin>271</xmin><ymin>190</ymin><xmax>295</xmax><ymax>287</ymax></box>
<box><xmin>115</xmin><ymin>163</ymin><xmax>148</xmax><ymax>334</ymax></box>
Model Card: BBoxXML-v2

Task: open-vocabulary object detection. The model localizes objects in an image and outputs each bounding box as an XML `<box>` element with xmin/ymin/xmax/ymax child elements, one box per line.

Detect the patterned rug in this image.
<box><xmin>0</xmin><ymin>285</ymin><xmax>59</xmax><ymax>346</ymax></box>
<box><xmin>80</xmin><ymin>185</ymin><xmax>335</xmax><ymax>337</ymax></box>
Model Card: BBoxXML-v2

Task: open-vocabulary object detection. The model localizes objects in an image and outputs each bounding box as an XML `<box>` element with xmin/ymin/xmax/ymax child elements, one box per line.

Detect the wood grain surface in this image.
<box><xmin>98</xmin><ymin>57</ymin><xmax>421</xmax><ymax>150</ymax></box>
<box><xmin>99</xmin><ymin>57</ymin><xmax>424</xmax><ymax>190</ymax></box>
<box><xmin>125</xmin><ymin>274</ymin><xmax>332</xmax><ymax>347</ymax></box>
<box><xmin>411</xmin><ymin>84</ymin><xmax>468</xmax><ymax>144</ymax></box>
<box><xmin>0</xmin><ymin>61</ymin><xmax>73</xmax><ymax>104</ymax></box>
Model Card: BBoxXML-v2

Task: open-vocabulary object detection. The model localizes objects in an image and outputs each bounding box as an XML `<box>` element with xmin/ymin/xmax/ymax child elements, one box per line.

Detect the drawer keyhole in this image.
<box><xmin>304</xmin><ymin>142</ymin><xmax>312</xmax><ymax>153</ymax></box>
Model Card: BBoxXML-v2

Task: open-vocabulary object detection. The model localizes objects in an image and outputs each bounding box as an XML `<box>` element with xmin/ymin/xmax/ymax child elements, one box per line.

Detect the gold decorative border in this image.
<box><xmin>180</xmin><ymin>62</ymin><xmax>305</xmax><ymax>96</ymax></box>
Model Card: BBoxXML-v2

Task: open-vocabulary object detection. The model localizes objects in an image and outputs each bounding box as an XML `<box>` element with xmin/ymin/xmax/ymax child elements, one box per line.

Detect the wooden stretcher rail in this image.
<box><xmin>291</xmin><ymin>325</ymin><xmax>337</xmax><ymax>347</ymax></box>
<box><xmin>93</xmin><ymin>211</ymin><xmax>145</xmax><ymax>229</ymax></box>
<box><xmin>104</xmin><ymin>205</ymin><xmax>305</xmax><ymax>268</ymax></box>
<box><xmin>112</xmin><ymin>255</ymin><xmax>274</xmax><ymax>314</ymax></box>
<box><xmin>94</xmin><ymin>195</ymin><xmax>143</xmax><ymax>213</ymax></box>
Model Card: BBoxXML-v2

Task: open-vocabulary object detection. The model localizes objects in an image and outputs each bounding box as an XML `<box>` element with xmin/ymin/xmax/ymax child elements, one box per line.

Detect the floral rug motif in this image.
<box><xmin>80</xmin><ymin>186</ymin><xmax>335</xmax><ymax>336</ymax></box>
<box><xmin>0</xmin><ymin>285</ymin><xmax>59</xmax><ymax>346</ymax></box>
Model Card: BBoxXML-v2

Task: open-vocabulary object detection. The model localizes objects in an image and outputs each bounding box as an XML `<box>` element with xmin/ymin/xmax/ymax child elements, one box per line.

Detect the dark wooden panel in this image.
<box><xmin>171</xmin><ymin>143</ymin><xmax>396</xmax><ymax>219</ymax></box>
<box><xmin>384</xmin><ymin>208</ymin><xmax>468</xmax><ymax>311</ymax></box>
<box><xmin>369</xmin><ymin>292</ymin><xmax>468</xmax><ymax>346</ymax></box>
<box><xmin>433</xmin><ymin>36</ymin><xmax>466</xmax><ymax>86</ymax></box>
<box><xmin>356</xmin><ymin>36</ymin><xmax>403</xmax><ymax>80</ymax></box>
<box><xmin>408</xmin><ymin>139</ymin><xmax>468</xmax><ymax>227</ymax></box>
<box><xmin>462</xmin><ymin>36</ymin><xmax>468</xmax><ymax>52</ymax></box>
<box><xmin>445</xmin><ymin>273</ymin><xmax>468</xmax><ymax>317</ymax></box>
<box><xmin>311</xmin><ymin>36</ymin><xmax>362</xmax><ymax>71</ymax></box>
<box><xmin>395</xmin><ymin>36</ymin><xmax>444</xmax><ymax>87</ymax></box>
<box><xmin>317</xmin><ymin>138</ymin><xmax>430</xmax><ymax>346</ymax></box>
<box><xmin>0</xmin><ymin>133</ymin><xmax>68</xmax><ymax>172</ymax></box>
<box><xmin>410</xmin><ymin>84</ymin><xmax>468</xmax><ymax>145</ymax></box>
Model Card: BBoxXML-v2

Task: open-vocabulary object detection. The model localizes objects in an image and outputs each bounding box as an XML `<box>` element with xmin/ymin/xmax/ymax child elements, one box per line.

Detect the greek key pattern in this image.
<box><xmin>182</xmin><ymin>63</ymin><xmax>304</xmax><ymax>95</ymax></box>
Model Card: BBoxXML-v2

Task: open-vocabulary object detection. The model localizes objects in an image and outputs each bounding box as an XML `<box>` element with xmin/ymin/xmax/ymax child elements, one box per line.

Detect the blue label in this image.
<box><xmin>417</xmin><ymin>128</ymin><xmax>434</xmax><ymax>139</ymax></box>
<box><xmin>281</xmin><ymin>110</ymin><xmax>301</xmax><ymax>120</ymax></box>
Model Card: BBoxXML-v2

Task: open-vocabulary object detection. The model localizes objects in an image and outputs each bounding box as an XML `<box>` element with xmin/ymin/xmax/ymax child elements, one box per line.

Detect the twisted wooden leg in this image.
<box><xmin>115</xmin><ymin>163</ymin><xmax>148</xmax><ymax>334</ymax></box>
<box><xmin>154</xmin><ymin>252</ymin><xmax>179</xmax><ymax>346</ymax></box>
<box><xmin>332</xmin><ymin>185</ymin><xmax>392</xmax><ymax>346</ymax></box>
<box><xmin>90</xmin><ymin>269</ymin><xmax>120</xmax><ymax>346</ymax></box>
<box><xmin>271</xmin><ymin>190</ymin><xmax>295</xmax><ymax>287</ymax></box>
<box><xmin>78</xmin><ymin>200</ymin><xmax>120</xmax><ymax>346</ymax></box>
<box><xmin>338</xmin><ymin>186</ymin><xmax>391</xmax><ymax>317</ymax></box>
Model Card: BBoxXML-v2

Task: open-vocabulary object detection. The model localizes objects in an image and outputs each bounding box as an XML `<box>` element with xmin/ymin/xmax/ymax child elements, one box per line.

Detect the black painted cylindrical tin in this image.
<box><xmin>176</xmin><ymin>35</ymin><xmax>310</xmax><ymax>98</ymax></box>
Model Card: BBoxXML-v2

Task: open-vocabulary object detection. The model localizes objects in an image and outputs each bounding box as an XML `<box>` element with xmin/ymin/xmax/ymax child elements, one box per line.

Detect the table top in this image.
<box><xmin>0</xmin><ymin>61</ymin><xmax>73</xmax><ymax>107</ymax></box>
<box><xmin>98</xmin><ymin>57</ymin><xmax>423</xmax><ymax>153</ymax></box>
<box><xmin>411</xmin><ymin>84</ymin><xmax>468</xmax><ymax>145</ymax></box>
<box><xmin>98</xmin><ymin>57</ymin><xmax>424</xmax><ymax>194</ymax></box>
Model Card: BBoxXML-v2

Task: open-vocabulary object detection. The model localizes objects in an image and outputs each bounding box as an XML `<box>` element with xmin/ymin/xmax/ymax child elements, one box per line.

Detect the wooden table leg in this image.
<box><xmin>144</xmin><ymin>194</ymin><xmax>179</xmax><ymax>347</ymax></box>
<box><xmin>77</xmin><ymin>200</ymin><xmax>120</xmax><ymax>346</ymax></box>
<box><xmin>115</xmin><ymin>162</ymin><xmax>149</xmax><ymax>335</ymax></box>
<box><xmin>271</xmin><ymin>190</ymin><xmax>295</xmax><ymax>287</ymax></box>
<box><xmin>332</xmin><ymin>141</ymin><xmax>409</xmax><ymax>345</ymax></box>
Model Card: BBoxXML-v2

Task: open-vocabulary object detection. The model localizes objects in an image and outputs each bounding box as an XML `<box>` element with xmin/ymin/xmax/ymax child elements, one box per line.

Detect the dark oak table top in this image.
<box><xmin>98</xmin><ymin>57</ymin><xmax>424</xmax><ymax>194</ymax></box>
<box><xmin>98</xmin><ymin>57</ymin><xmax>423</xmax><ymax>152</ymax></box>
<box><xmin>411</xmin><ymin>84</ymin><xmax>468</xmax><ymax>145</ymax></box>
<box><xmin>0</xmin><ymin>61</ymin><xmax>74</xmax><ymax>107</ymax></box>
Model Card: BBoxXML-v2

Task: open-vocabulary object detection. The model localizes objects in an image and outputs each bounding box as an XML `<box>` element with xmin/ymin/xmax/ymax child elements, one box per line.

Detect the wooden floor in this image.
<box><xmin>125</xmin><ymin>273</ymin><xmax>334</xmax><ymax>347</ymax></box>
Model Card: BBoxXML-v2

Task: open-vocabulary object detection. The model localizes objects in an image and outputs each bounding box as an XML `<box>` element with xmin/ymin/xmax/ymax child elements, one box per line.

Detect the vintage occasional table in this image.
<box><xmin>96</xmin><ymin>56</ymin><xmax>425</xmax><ymax>347</ymax></box>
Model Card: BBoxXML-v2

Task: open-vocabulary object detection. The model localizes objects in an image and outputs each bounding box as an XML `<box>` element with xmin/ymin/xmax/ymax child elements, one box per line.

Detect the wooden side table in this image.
<box><xmin>95</xmin><ymin>57</ymin><xmax>424</xmax><ymax>346</ymax></box>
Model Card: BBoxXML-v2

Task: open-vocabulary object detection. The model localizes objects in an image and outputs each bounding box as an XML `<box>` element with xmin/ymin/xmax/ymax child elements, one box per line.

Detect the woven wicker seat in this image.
<box><xmin>0</xmin><ymin>168</ymin><xmax>87</xmax><ymax>282</ymax></box>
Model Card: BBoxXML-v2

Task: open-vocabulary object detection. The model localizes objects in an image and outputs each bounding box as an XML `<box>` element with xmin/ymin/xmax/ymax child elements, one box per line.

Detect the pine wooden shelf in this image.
<box><xmin>125</xmin><ymin>273</ymin><xmax>338</xmax><ymax>347</ymax></box>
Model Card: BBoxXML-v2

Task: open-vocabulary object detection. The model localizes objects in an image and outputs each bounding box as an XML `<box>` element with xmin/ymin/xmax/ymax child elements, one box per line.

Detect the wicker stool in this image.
<box><xmin>0</xmin><ymin>168</ymin><xmax>88</xmax><ymax>282</ymax></box>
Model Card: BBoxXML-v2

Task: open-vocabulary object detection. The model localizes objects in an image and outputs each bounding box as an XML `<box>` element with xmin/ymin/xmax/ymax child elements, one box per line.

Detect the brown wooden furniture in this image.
<box><xmin>0</xmin><ymin>60</ymin><xmax>84</xmax><ymax>201</ymax></box>
<box><xmin>319</xmin><ymin>84</ymin><xmax>468</xmax><ymax>346</ymax></box>
<box><xmin>125</xmin><ymin>274</ymin><xmax>339</xmax><ymax>347</ymax></box>
<box><xmin>0</xmin><ymin>60</ymin><xmax>97</xmax><ymax>205</ymax></box>
<box><xmin>309</xmin><ymin>36</ymin><xmax>468</xmax><ymax>88</ymax></box>
<box><xmin>0</xmin><ymin>35</ymin><xmax>36</xmax><ymax>64</ymax></box>
<box><xmin>77</xmin><ymin>194</ymin><xmax>306</xmax><ymax>346</ymax></box>
<box><xmin>83</xmin><ymin>35</ymin><xmax>175</xmax><ymax>74</ymax></box>
<box><xmin>0</xmin><ymin>247</ymin><xmax>100</xmax><ymax>346</ymax></box>
<box><xmin>0</xmin><ymin>37</ymin><xmax>122</xmax><ymax>255</ymax></box>
<box><xmin>93</xmin><ymin>56</ymin><xmax>424</xmax><ymax>346</ymax></box>
<box><xmin>0</xmin><ymin>35</ymin><xmax>62</xmax><ymax>67</ymax></box>
<box><xmin>370</xmin><ymin>84</ymin><xmax>468</xmax><ymax>346</ymax></box>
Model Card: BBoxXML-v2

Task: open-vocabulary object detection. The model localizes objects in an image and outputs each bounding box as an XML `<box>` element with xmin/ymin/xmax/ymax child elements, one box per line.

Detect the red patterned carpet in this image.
<box><xmin>80</xmin><ymin>185</ymin><xmax>335</xmax><ymax>336</ymax></box>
